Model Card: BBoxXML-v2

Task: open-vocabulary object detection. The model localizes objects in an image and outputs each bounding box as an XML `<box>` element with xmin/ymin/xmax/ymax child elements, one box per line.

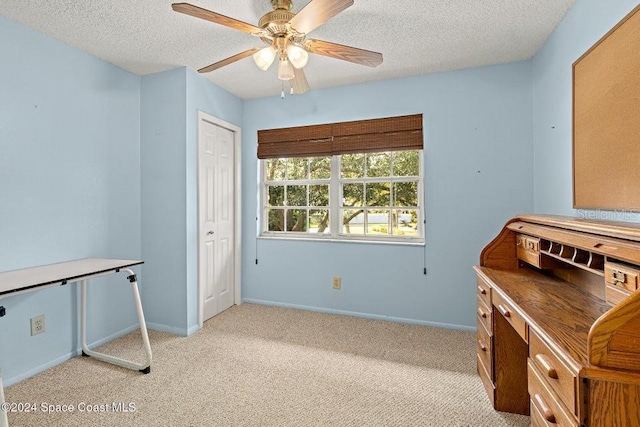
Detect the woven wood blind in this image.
<box><xmin>257</xmin><ymin>114</ymin><xmax>423</xmax><ymax>159</ymax></box>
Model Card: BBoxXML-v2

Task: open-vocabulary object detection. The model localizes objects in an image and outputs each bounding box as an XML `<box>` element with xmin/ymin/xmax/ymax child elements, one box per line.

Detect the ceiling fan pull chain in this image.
<box><xmin>281</xmin><ymin>80</ymin><xmax>285</xmax><ymax>99</ymax></box>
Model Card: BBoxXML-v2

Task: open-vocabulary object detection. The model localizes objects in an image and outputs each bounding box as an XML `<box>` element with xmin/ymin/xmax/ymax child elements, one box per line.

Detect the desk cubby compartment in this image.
<box><xmin>539</xmin><ymin>240</ymin><xmax>605</xmax><ymax>276</ymax></box>
<box><xmin>547</xmin><ymin>241</ymin><xmax>562</xmax><ymax>255</ymax></box>
<box><xmin>586</xmin><ymin>253</ymin><xmax>604</xmax><ymax>271</ymax></box>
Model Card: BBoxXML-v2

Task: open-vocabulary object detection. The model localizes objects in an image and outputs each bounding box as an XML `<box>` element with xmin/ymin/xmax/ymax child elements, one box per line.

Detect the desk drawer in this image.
<box><xmin>517</xmin><ymin>234</ymin><xmax>539</xmax><ymax>267</ymax></box>
<box><xmin>605</xmin><ymin>262</ymin><xmax>639</xmax><ymax>293</ymax></box>
<box><xmin>493</xmin><ymin>292</ymin><xmax>528</xmax><ymax>343</ymax></box>
<box><xmin>477</xmin><ymin>297</ymin><xmax>492</xmax><ymax>335</ymax></box>
<box><xmin>528</xmin><ymin>360</ymin><xmax>578</xmax><ymax>427</ymax></box>
<box><xmin>605</xmin><ymin>284</ymin><xmax>631</xmax><ymax>306</ymax></box>
<box><xmin>529</xmin><ymin>330</ymin><xmax>577</xmax><ymax>415</ymax></box>
<box><xmin>477</xmin><ymin>275</ymin><xmax>492</xmax><ymax>309</ymax></box>
<box><xmin>477</xmin><ymin>318</ymin><xmax>493</xmax><ymax>378</ymax></box>
<box><xmin>477</xmin><ymin>354</ymin><xmax>495</xmax><ymax>407</ymax></box>
<box><xmin>531</xmin><ymin>397</ymin><xmax>558</xmax><ymax>427</ymax></box>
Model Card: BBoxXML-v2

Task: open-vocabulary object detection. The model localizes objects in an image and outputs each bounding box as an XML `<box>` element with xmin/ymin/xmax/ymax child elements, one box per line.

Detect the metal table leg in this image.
<box><xmin>80</xmin><ymin>268</ymin><xmax>152</xmax><ymax>373</ymax></box>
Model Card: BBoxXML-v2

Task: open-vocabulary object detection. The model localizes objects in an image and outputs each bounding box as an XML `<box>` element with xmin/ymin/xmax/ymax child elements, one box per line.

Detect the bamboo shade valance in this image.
<box><xmin>257</xmin><ymin>114</ymin><xmax>423</xmax><ymax>159</ymax></box>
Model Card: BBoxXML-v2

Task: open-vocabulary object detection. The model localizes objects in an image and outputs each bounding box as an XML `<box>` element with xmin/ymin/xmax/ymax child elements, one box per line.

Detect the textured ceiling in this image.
<box><xmin>0</xmin><ymin>0</ymin><xmax>576</xmax><ymax>100</ymax></box>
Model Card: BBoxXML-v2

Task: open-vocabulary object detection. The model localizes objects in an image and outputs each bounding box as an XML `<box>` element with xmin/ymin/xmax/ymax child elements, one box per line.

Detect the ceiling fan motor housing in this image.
<box><xmin>259</xmin><ymin>3</ymin><xmax>305</xmax><ymax>47</ymax></box>
<box><xmin>270</xmin><ymin>0</ymin><xmax>293</xmax><ymax>10</ymax></box>
<box><xmin>259</xmin><ymin>10</ymin><xmax>295</xmax><ymax>34</ymax></box>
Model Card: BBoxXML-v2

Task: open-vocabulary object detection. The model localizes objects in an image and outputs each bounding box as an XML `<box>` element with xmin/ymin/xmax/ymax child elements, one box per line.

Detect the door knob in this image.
<box><xmin>207</xmin><ymin>231</ymin><xmax>215</xmax><ymax>235</ymax></box>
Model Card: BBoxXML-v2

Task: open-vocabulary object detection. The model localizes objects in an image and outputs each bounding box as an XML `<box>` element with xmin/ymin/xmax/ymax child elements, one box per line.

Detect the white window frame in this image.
<box><xmin>260</xmin><ymin>150</ymin><xmax>424</xmax><ymax>244</ymax></box>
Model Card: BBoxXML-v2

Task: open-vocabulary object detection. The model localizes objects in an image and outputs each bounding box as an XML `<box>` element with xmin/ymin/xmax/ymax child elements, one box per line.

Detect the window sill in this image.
<box><xmin>258</xmin><ymin>234</ymin><xmax>425</xmax><ymax>247</ymax></box>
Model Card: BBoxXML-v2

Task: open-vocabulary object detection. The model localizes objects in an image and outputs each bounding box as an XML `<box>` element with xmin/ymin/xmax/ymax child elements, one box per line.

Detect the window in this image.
<box><xmin>259</xmin><ymin>114</ymin><xmax>424</xmax><ymax>243</ymax></box>
<box><xmin>264</xmin><ymin>157</ymin><xmax>332</xmax><ymax>234</ymax></box>
<box><xmin>340</xmin><ymin>151</ymin><xmax>421</xmax><ymax>238</ymax></box>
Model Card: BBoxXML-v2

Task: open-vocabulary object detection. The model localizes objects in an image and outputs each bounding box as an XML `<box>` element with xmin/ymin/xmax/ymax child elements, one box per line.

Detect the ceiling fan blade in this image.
<box><xmin>172</xmin><ymin>3</ymin><xmax>265</xmax><ymax>36</ymax></box>
<box><xmin>288</xmin><ymin>0</ymin><xmax>354</xmax><ymax>35</ymax></box>
<box><xmin>291</xmin><ymin>68</ymin><xmax>310</xmax><ymax>94</ymax></box>
<box><xmin>304</xmin><ymin>39</ymin><xmax>383</xmax><ymax>67</ymax></box>
<box><xmin>198</xmin><ymin>48</ymin><xmax>261</xmax><ymax>73</ymax></box>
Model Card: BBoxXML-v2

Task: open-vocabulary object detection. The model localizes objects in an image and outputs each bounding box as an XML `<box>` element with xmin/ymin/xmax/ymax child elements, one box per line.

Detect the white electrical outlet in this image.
<box><xmin>332</xmin><ymin>276</ymin><xmax>341</xmax><ymax>290</ymax></box>
<box><xmin>31</xmin><ymin>314</ymin><xmax>45</xmax><ymax>336</ymax></box>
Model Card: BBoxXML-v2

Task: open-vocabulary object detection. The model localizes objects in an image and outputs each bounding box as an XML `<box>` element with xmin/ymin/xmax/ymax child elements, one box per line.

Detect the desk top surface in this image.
<box><xmin>0</xmin><ymin>258</ymin><xmax>143</xmax><ymax>297</ymax></box>
<box><xmin>475</xmin><ymin>265</ymin><xmax>611</xmax><ymax>368</ymax></box>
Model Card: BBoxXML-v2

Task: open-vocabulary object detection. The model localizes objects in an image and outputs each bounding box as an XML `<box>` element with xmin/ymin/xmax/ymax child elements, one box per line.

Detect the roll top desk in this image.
<box><xmin>475</xmin><ymin>215</ymin><xmax>640</xmax><ymax>426</ymax></box>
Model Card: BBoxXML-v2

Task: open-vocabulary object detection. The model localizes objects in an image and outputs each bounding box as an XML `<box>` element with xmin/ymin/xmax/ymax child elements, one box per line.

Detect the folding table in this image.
<box><xmin>0</xmin><ymin>258</ymin><xmax>152</xmax><ymax>427</ymax></box>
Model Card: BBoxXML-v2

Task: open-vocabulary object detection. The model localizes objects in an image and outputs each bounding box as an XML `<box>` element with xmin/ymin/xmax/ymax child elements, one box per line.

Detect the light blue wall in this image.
<box><xmin>532</xmin><ymin>0</ymin><xmax>640</xmax><ymax>220</ymax></box>
<box><xmin>140</xmin><ymin>68</ymin><xmax>188</xmax><ymax>334</ymax></box>
<box><xmin>0</xmin><ymin>15</ymin><xmax>141</xmax><ymax>385</ymax></box>
<box><xmin>242</xmin><ymin>62</ymin><xmax>534</xmax><ymax>329</ymax></box>
<box><xmin>140</xmin><ymin>68</ymin><xmax>243</xmax><ymax>335</ymax></box>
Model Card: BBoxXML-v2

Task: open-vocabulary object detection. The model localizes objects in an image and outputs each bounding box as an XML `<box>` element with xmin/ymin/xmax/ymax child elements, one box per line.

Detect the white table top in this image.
<box><xmin>0</xmin><ymin>258</ymin><xmax>143</xmax><ymax>297</ymax></box>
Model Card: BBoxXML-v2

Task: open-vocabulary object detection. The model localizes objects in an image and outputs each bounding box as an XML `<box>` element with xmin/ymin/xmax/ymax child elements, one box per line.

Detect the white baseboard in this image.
<box><xmin>146</xmin><ymin>322</ymin><xmax>189</xmax><ymax>337</ymax></box>
<box><xmin>242</xmin><ymin>299</ymin><xmax>476</xmax><ymax>332</ymax></box>
<box><xmin>4</xmin><ymin>324</ymin><xmax>140</xmax><ymax>387</ymax></box>
<box><xmin>186</xmin><ymin>324</ymin><xmax>200</xmax><ymax>336</ymax></box>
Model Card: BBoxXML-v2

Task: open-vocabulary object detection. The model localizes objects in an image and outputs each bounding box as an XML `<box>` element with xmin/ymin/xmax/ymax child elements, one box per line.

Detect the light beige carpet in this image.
<box><xmin>5</xmin><ymin>303</ymin><xmax>529</xmax><ymax>426</ymax></box>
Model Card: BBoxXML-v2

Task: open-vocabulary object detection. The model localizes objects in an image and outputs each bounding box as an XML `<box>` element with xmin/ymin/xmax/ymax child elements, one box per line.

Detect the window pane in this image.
<box><xmin>287</xmin><ymin>158</ymin><xmax>308</xmax><ymax>180</ymax></box>
<box><xmin>287</xmin><ymin>185</ymin><xmax>307</xmax><ymax>207</ymax></box>
<box><xmin>366</xmin><ymin>182</ymin><xmax>390</xmax><ymax>207</ymax></box>
<box><xmin>342</xmin><ymin>209</ymin><xmax>364</xmax><ymax>234</ymax></box>
<box><xmin>310</xmin><ymin>157</ymin><xmax>331</xmax><ymax>179</ymax></box>
<box><xmin>394</xmin><ymin>151</ymin><xmax>420</xmax><ymax>177</ymax></box>
<box><xmin>367</xmin><ymin>210</ymin><xmax>390</xmax><ymax>235</ymax></box>
<box><xmin>309</xmin><ymin>209</ymin><xmax>330</xmax><ymax>234</ymax></box>
<box><xmin>393</xmin><ymin>182</ymin><xmax>418</xmax><ymax>207</ymax></box>
<box><xmin>366</xmin><ymin>152</ymin><xmax>391</xmax><ymax>177</ymax></box>
<box><xmin>268</xmin><ymin>209</ymin><xmax>285</xmax><ymax>231</ymax></box>
<box><xmin>343</xmin><ymin>183</ymin><xmax>364</xmax><ymax>207</ymax></box>
<box><xmin>268</xmin><ymin>185</ymin><xmax>284</xmax><ymax>206</ymax></box>
<box><xmin>341</xmin><ymin>153</ymin><xmax>365</xmax><ymax>178</ymax></box>
<box><xmin>265</xmin><ymin>159</ymin><xmax>286</xmax><ymax>181</ymax></box>
<box><xmin>309</xmin><ymin>185</ymin><xmax>329</xmax><ymax>207</ymax></box>
<box><xmin>392</xmin><ymin>209</ymin><xmax>419</xmax><ymax>236</ymax></box>
<box><xmin>286</xmin><ymin>209</ymin><xmax>308</xmax><ymax>232</ymax></box>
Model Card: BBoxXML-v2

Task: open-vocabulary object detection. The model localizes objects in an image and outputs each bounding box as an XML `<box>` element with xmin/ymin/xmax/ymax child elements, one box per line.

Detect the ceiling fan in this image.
<box><xmin>172</xmin><ymin>0</ymin><xmax>383</xmax><ymax>95</ymax></box>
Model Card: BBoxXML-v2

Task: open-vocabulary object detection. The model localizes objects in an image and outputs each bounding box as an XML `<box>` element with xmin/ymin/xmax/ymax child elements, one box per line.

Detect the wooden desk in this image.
<box><xmin>0</xmin><ymin>258</ymin><xmax>152</xmax><ymax>427</ymax></box>
<box><xmin>475</xmin><ymin>215</ymin><xmax>640</xmax><ymax>426</ymax></box>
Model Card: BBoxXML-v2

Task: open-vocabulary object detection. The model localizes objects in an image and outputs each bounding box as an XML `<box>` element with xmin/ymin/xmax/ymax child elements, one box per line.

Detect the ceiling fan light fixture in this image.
<box><xmin>286</xmin><ymin>44</ymin><xmax>309</xmax><ymax>69</ymax></box>
<box><xmin>253</xmin><ymin>46</ymin><xmax>277</xmax><ymax>71</ymax></box>
<box><xmin>277</xmin><ymin>57</ymin><xmax>295</xmax><ymax>80</ymax></box>
<box><xmin>172</xmin><ymin>1</ymin><xmax>383</xmax><ymax>96</ymax></box>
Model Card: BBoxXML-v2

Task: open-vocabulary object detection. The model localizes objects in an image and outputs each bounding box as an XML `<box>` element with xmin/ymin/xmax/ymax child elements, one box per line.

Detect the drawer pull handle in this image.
<box><xmin>535</xmin><ymin>354</ymin><xmax>559</xmax><ymax>379</ymax></box>
<box><xmin>478</xmin><ymin>340</ymin><xmax>487</xmax><ymax>352</ymax></box>
<box><xmin>612</xmin><ymin>269</ymin><xmax>626</xmax><ymax>285</ymax></box>
<box><xmin>477</xmin><ymin>308</ymin><xmax>487</xmax><ymax>318</ymax></box>
<box><xmin>533</xmin><ymin>394</ymin><xmax>556</xmax><ymax>423</ymax></box>
<box><xmin>497</xmin><ymin>304</ymin><xmax>511</xmax><ymax>318</ymax></box>
<box><xmin>477</xmin><ymin>286</ymin><xmax>487</xmax><ymax>295</ymax></box>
